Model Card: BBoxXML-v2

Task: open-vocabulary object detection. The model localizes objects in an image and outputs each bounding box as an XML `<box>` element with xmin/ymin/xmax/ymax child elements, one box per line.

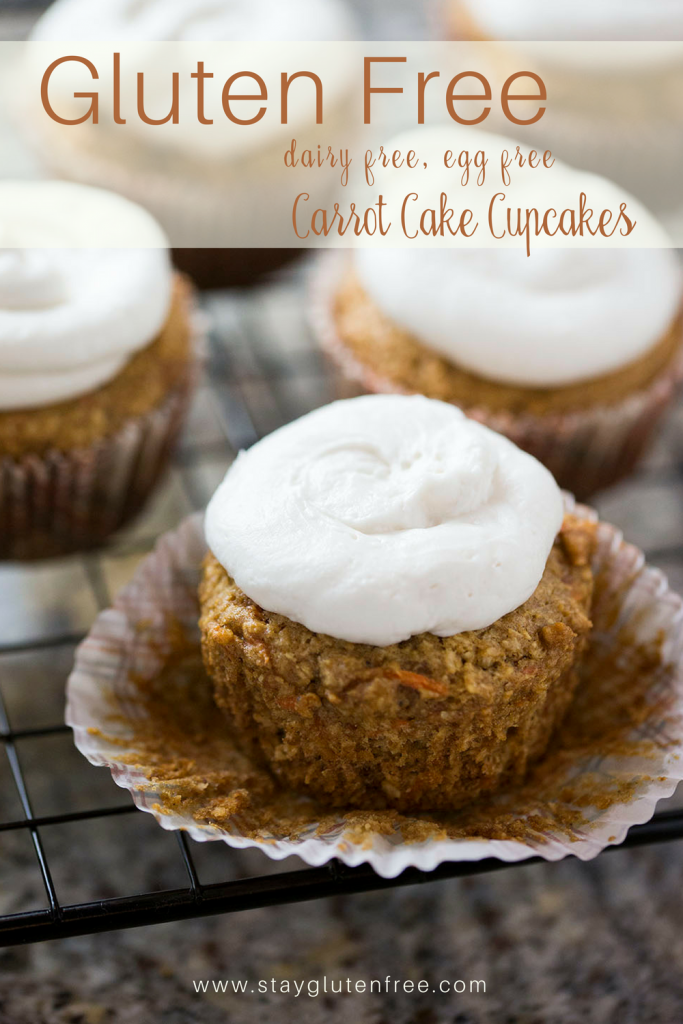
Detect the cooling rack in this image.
<box><xmin>1</xmin><ymin>261</ymin><xmax>683</xmax><ymax>948</ymax></box>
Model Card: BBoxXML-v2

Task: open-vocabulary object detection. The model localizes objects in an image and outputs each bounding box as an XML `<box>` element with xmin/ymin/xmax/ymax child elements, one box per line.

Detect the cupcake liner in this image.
<box><xmin>0</xmin><ymin>379</ymin><xmax>192</xmax><ymax>560</ymax></box>
<box><xmin>66</xmin><ymin>500</ymin><xmax>683</xmax><ymax>878</ymax></box>
<box><xmin>309</xmin><ymin>253</ymin><xmax>683</xmax><ymax>499</ymax></box>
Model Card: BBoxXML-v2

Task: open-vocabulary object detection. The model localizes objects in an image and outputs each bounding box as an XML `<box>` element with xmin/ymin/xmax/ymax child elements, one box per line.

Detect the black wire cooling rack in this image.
<box><xmin>1</xmin><ymin>261</ymin><xmax>683</xmax><ymax>949</ymax></box>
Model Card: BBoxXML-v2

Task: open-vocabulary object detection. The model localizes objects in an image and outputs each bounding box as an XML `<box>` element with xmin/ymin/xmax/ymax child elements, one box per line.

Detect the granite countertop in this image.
<box><xmin>2</xmin><ymin>810</ymin><xmax>683</xmax><ymax>1023</ymax></box>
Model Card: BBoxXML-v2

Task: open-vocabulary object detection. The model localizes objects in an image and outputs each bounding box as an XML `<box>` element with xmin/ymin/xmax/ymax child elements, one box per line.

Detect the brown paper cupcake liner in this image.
<box><xmin>66</xmin><ymin>499</ymin><xmax>683</xmax><ymax>878</ymax></box>
<box><xmin>309</xmin><ymin>253</ymin><xmax>683</xmax><ymax>498</ymax></box>
<box><xmin>0</xmin><ymin>375</ymin><xmax>194</xmax><ymax>560</ymax></box>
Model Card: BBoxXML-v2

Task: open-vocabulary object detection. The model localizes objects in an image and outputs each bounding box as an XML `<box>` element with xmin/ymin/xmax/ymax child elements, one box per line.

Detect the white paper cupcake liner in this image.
<box><xmin>310</xmin><ymin>253</ymin><xmax>683</xmax><ymax>499</ymax></box>
<box><xmin>66</xmin><ymin>500</ymin><xmax>683</xmax><ymax>879</ymax></box>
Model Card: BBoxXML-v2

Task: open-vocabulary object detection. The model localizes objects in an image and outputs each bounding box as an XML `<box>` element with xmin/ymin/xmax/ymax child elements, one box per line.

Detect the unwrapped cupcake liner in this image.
<box><xmin>310</xmin><ymin>253</ymin><xmax>683</xmax><ymax>499</ymax></box>
<box><xmin>66</xmin><ymin>501</ymin><xmax>683</xmax><ymax>878</ymax></box>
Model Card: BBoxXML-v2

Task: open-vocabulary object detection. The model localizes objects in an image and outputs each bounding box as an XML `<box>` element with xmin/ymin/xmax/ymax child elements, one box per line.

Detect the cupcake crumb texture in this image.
<box><xmin>198</xmin><ymin>514</ymin><xmax>596</xmax><ymax>812</ymax></box>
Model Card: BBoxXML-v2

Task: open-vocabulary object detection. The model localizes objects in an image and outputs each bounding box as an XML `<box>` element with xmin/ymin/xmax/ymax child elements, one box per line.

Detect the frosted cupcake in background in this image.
<box><xmin>0</xmin><ymin>180</ymin><xmax>195</xmax><ymax>560</ymax></box>
<box><xmin>446</xmin><ymin>0</ymin><xmax>683</xmax><ymax>213</ymax></box>
<box><xmin>26</xmin><ymin>0</ymin><xmax>359</xmax><ymax>288</ymax></box>
<box><xmin>449</xmin><ymin>0</ymin><xmax>683</xmax><ymax>42</ymax></box>
<box><xmin>312</xmin><ymin>137</ymin><xmax>683</xmax><ymax>498</ymax></box>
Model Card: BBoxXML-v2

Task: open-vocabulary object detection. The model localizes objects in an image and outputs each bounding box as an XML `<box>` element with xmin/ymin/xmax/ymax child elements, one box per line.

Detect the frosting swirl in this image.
<box><xmin>355</xmin><ymin>246</ymin><xmax>681</xmax><ymax>388</ymax></box>
<box><xmin>360</xmin><ymin>126</ymin><xmax>681</xmax><ymax>389</ymax></box>
<box><xmin>0</xmin><ymin>181</ymin><xmax>172</xmax><ymax>411</ymax></box>
<box><xmin>205</xmin><ymin>395</ymin><xmax>564</xmax><ymax>646</ymax></box>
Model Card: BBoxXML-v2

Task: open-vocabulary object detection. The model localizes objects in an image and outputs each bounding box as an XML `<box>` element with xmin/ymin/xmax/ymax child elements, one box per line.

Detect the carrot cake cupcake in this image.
<box><xmin>447</xmin><ymin>0</ymin><xmax>683</xmax><ymax>212</ymax></box>
<box><xmin>27</xmin><ymin>0</ymin><xmax>359</xmax><ymax>288</ymax></box>
<box><xmin>449</xmin><ymin>0</ymin><xmax>683</xmax><ymax>42</ymax></box>
<box><xmin>200</xmin><ymin>394</ymin><xmax>595</xmax><ymax>811</ymax></box>
<box><xmin>317</xmin><ymin>193</ymin><xmax>683</xmax><ymax>496</ymax></box>
<box><xmin>0</xmin><ymin>180</ymin><xmax>194</xmax><ymax>560</ymax></box>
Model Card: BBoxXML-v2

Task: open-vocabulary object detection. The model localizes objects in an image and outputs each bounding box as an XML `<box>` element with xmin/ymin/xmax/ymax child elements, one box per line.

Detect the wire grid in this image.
<box><xmin>1</xmin><ymin>259</ymin><xmax>683</xmax><ymax>948</ymax></box>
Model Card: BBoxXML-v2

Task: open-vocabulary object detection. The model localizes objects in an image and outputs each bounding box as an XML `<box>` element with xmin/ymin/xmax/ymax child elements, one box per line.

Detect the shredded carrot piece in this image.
<box><xmin>381</xmin><ymin>668</ymin><xmax>449</xmax><ymax>697</ymax></box>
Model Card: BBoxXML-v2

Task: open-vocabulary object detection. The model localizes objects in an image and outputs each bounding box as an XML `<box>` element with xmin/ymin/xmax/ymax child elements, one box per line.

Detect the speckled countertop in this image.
<box><xmin>3</xmin><ymin>819</ymin><xmax>683</xmax><ymax>1023</ymax></box>
<box><xmin>2</xmin><ymin>3</ymin><xmax>683</xmax><ymax>1021</ymax></box>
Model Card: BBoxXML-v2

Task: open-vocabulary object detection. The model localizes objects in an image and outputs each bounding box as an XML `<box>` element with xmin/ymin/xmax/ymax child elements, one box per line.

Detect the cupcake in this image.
<box><xmin>313</xmin><ymin>144</ymin><xmax>683</xmax><ymax>498</ymax></box>
<box><xmin>0</xmin><ymin>180</ymin><xmax>195</xmax><ymax>560</ymax></box>
<box><xmin>27</xmin><ymin>0</ymin><xmax>359</xmax><ymax>288</ymax></box>
<box><xmin>446</xmin><ymin>0</ymin><xmax>683</xmax><ymax>213</ymax></box>
<box><xmin>199</xmin><ymin>394</ymin><xmax>595</xmax><ymax>812</ymax></box>
<box><xmin>448</xmin><ymin>0</ymin><xmax>683</xmax><ymax>42</ymax></box>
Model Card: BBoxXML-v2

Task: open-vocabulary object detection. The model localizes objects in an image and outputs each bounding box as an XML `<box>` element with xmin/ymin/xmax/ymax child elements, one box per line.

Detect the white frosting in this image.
<box><xmin>353</xmin><ymin>123</ymin><xmax>681</xmax><ymax>388</ymax></box>
<box><xmin>460</xmin><ymin>0</ymin><xmax>683</xmax><ymax>41</ymax></box>
<box><xmin>32</xmin><ymin>0</ymin><xmax>356</xmax><ymax>42</ymax></box>
<box><xmin>0</xmin><ymin>181</ymin><xmax>172</xmax><ymax>411</ymax></box>
<box><xmin>354</xmin><ymin>247</ymin><xmax>682</xmax><ymax>388</ymax></box>
<box><xmin>205</xmin><ymin>395</ymin><xmax>564</xmax><ymax>647</ymax></box>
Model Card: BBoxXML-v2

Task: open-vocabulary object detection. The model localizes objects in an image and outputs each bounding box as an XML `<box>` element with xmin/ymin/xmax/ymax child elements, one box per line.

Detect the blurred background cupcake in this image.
<box><xmin>314</xmin><ymin>241</ymin><xmax>682</xmax><ymax>499</ymax></box>
<box><xmin>312</xmin><ymin>122</ymin><xmax>683</xmax><ymax>498</ymax></box>
<box><xmin>25</xmin><ymin>0</ymin><xmax>360</xmax><ymax>288</ymax></box>
<box><xmin>446</xmin><ymin>0</ymin><xmax>683</xmax><ymax>215</ymax></box>
<box><xmin>0</xmin><ymin>179</ymin><xmax>196</xmax><ymax>560</ymax></box>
